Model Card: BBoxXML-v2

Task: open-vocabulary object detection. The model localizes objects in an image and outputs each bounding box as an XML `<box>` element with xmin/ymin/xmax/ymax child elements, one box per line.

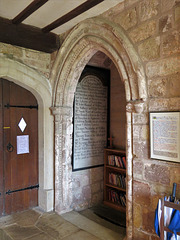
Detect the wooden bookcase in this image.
<box><xmin>103</xmin><ymin>148</ymin><xmax>126</xmax><ymax>212</ymax></box>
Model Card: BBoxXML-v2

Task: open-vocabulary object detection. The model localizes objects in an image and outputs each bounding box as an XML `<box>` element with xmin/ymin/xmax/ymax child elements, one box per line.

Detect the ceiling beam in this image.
<box><xmin>12</xmin><ymin>0</ymin><xmax>49</xmax><ymax>24</ymax></box>
<box><xmin>42</xmin><ymin>0</ymin><xmax>104</xmax><ymax>33</ymax></box>
<box><xmin>0</xmin><ymin>18</ymin><xmax>60</xmax><ymax>53</ymax></box>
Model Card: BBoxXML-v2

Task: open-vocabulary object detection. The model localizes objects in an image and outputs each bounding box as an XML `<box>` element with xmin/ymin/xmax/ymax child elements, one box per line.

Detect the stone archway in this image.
<box><xmin>50</xmin><ymin>16</ymin><xmax>147</xmax><ymax>239</ymax></box>
<box><xmin>0</xmin><ymin>56</ymin><xmax>54</xmax><ymax>212</ymax></box>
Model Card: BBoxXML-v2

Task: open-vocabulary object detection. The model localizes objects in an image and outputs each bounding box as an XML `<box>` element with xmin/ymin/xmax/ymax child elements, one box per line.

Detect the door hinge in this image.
<box><xmin>4</xmin><ymin>103</ymin><xmax>38</xmax><ymax>110</ymax></box>
<box><xmin>6</xmin><ymin>184</ymin><xmax>39</xmax><ymax>195</ymax></box>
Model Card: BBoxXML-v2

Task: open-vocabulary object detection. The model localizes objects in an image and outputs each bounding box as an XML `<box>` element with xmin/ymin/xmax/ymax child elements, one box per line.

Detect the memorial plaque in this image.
<box><xmin>73</xmin><ymin>74</ymin><xmax>108</xmax><ymax>170</ymax></box>
<box><xmin>150</xmin><ymin>112</ymin><xmax>180</xmax><ymax>162</ymax></box>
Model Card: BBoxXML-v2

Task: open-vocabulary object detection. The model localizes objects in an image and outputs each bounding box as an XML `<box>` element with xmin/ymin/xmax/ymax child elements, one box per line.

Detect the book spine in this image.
<box><xmin>108</xmin><ymin>155</ymin><xmax>126</xmax><ymax>169</ymax></box>
<box><xmin>108</xmin><ymin>189</ymin><xmax>126</xmax><ymax>206</ymax></box>
<box><xmin>122</xmin><ymin>156</ymin><xmax>126</xmax><ymax>169</ymax></box>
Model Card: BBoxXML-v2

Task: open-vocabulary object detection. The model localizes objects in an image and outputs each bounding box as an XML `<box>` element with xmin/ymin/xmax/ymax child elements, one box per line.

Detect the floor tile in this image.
<box><xmin>62</xmin><ymin>211</ymin><xmax>125</xmax><ymax>240</ymax></box>
<box><xmin>0</xmin><ymin>209</ymin><xmax>126</xmax><ymax>240</ymax></box>
<box><xmin>12</xmin><ymin>210</ymin><xmax>41</xmax><ymax>227</ymax></box>
<box><xmin>0</xmin><ymin>229</ymin><xmax>13</xmax><ymax>240</ymax></box>
<box><xmin>3</xmin><ymin>224</ymin><xmax>42</xmax><ymax>240</ymax></box>
<box><xmin>25</xmin><ymin>232</ymin><xmax>55</xmax><ymax>240</ymax></box>
<box><xmin>36</xmin><ymin>213</ymin><xmax>79</xmax><ymax>239</ymax></box>
<box><xmin>80</xmin><ymin>209</ymin><xmax>126</xmax><ymax>235</ymax></box>
<box><xmin>0</xmin><ymin>215</ymin><xmax>15</xmax><ymax>228</ymax></box>
<box><xmin>62</xmin><ymin>230</ymin><xmax>100</xmax><ymax>240</ymax></box>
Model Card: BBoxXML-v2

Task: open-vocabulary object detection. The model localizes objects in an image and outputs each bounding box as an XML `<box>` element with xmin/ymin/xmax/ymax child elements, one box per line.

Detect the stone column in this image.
<box><xmin>126</xmin><ymin>100</ymin><xmax>145</xmax><ymax>240</ymax></box>
<box><xmin>51</xmin><ymin>106</ymin><xmax>73</xmax><ymax>214</ymax></box>
<box><xmin>126</xmin><ymin>103</ymin><xmax>133</xmax><ymax>240</ymax></box>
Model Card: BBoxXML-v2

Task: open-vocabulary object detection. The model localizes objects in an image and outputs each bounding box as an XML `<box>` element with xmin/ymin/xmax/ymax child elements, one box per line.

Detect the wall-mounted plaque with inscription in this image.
<box><xmin>150</xmin><ymin>112</ymin><xmax>180</xmax><ymax>162</ymax></box>
<box><xmin>73</xmin><ymin>67</ymin><xmax>109</xmax><ymax>171</ymax></box>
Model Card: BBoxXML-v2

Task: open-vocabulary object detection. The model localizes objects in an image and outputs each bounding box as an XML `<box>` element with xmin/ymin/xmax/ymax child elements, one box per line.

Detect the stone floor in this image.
<box><xmin>84</xmin><ymin>204</ymin><xmax>126</xmax><ymax>227</ymax></box>
<box><xmin>0</xmin><ymin>208</ymin><xmax>126</xmax><ymax>240</ymax></box>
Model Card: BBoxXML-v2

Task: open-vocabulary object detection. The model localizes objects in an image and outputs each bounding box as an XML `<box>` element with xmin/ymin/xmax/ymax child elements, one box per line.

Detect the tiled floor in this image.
<box><xmin>0</xmin><ymin>208</ymin><xmax>126</xmax><ymax>240</ymax></box>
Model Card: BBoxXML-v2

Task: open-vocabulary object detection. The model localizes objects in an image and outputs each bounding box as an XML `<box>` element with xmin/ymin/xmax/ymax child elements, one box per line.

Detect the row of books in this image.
<box><xmin>108</xmin><ymin>189</ymin><xmax>126</xmax><ymax>207</ymax></box>
<box><xmin>108</xmin><ymin>155</ymin><xmax>126</xmax><ymax>169</ymax></box>
<box><xmin>109</xmin><ymin>173</ymin><xmax>126</xmax><ymax>189</ymax></box>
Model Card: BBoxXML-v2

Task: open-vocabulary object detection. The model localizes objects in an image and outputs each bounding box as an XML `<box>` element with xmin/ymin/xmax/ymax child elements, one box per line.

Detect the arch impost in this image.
<box><xmin>133</xmin><ymin>99</ymin><xmax>146</xmax><ymax>113</ymax></box>
<box><xmin>126</xmin><ymin>99</ymin><xmax>146</xmax><ymax>113</ymax></box>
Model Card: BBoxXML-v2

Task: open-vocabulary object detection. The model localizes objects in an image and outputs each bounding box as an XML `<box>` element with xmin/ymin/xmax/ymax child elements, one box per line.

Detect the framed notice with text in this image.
<box><xmin>150</xmin><ymin>112</ymin><xmax>180</xmax><ymax>162</ymax></box>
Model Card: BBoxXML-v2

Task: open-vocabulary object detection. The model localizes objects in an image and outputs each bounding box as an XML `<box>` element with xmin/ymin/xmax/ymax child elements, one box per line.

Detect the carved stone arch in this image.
<box><xmin>51</xmin><ymin>17</ymin><xmax>147</xmax><ymax>106</ymax></box>
<box><xmin>50</xmin><ymin>16</ymin><xmax>147</xmax><ymax>239</ymax></box>
<box><xmin>0</xmin><ymin>56</ymin><xmax>54</xmax><ymax>212</ymax></box>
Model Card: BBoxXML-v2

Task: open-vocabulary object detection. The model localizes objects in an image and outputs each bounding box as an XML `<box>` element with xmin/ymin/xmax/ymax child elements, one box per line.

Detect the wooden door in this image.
<box><xmin>0</xmin><ymin>79</ymin><xmax>38</xmax><ymax>216</ymax></box>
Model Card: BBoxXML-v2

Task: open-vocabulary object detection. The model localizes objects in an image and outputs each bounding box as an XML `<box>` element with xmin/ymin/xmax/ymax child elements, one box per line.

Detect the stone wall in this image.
<box><xmin>0</xmin><ymin>42</ymin><xmax>55</xmax><ymax>78</ymax></box>
<box><xmin>102</xmin><ymin>0</ymin><xmax>180</xmax><ymax>239</ymax></box>
<box><xmin>71</xmin><ymin>167</ymin><xmax>104</xmax><ymax>210</ymax></box>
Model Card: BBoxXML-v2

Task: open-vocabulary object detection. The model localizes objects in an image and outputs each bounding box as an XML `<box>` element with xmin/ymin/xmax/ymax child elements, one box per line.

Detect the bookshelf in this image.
<box><xmin>104</xmin><ymin>148</ymin><xmax>126</xmax><ymax>212</ymax></box>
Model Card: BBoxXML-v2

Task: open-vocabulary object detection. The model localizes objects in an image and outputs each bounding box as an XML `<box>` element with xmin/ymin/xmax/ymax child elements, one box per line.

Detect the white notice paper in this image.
<box><xmin>17</xmin><ymin>135</ymin><xmax>29</xmax><ymax>154</ymax></box>
<box><xmin>150</xmin><ymin>112</ymin><xmax>180</xmax><ymax>162</ymax></box>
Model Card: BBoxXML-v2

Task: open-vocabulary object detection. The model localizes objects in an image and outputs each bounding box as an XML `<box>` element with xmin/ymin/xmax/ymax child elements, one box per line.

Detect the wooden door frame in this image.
<box><xmin>0</xmin><ymin>80</ymin><xmax>4</xmax><ymax>214</ymax></box>
<box><xmin>1</xmin><ymin>79</ymin><xmax>39</xmax><ymax>215</ymax></box>
<box><xmin>0</xmin><ymin>57</ymin><xmax>54</xmax><ymax>212</ymax></box>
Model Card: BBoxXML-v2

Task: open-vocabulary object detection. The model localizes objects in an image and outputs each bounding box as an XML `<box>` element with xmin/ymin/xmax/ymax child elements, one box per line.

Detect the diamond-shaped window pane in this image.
<box><xmin>18</xmin><ymin>118</ymin><xmax>27</xmax><ymax>132</ymax></box>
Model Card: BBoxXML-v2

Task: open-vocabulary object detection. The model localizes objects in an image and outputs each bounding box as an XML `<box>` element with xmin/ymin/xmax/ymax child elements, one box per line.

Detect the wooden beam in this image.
<box><xmin>42</xmin><ymin>0</ymin><xmax>104</xmax><ymax>33</ymax></box>
<box><xmin>0</xmin><ymin>18</ymin><xmax>60</xmax><ymax>53</ymax></box>
<box><xmin>12</xmin><ymin>0</ymin><xmax>49</xmax><ymax>24</ymax></box>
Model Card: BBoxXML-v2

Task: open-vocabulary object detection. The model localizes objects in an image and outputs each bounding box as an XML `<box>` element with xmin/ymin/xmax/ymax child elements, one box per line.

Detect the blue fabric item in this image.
<box><xmin>167</xmin><ymin>232</ymin><xmax>173</xmax><ymax>240</ymax></box>
<box><xmin>154</xmin><ymin>197</ymin><xmax>180</xmax><ymax>240</ymax></box>
<box><xmin>154</xmin><ymin>202</ymin><xmax>160</xmax><ymax>237</ymax></box>
<box><xmin>168</xmin><ymin>209</ymin><xmax>180</xmax><ymax>240</ymax></box>
<box><xmin>167</xmin><ymin>209</ymin><xmax>176</xmax><ymax>240</ymax></box>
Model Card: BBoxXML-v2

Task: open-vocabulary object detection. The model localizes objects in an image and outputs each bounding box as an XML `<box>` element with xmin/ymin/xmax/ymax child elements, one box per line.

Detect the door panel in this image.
<box><xmin>0</xmin><ymin>79</ymin><xmax>38</xmax><ymax>216</ymax></box>
<box><xmin>0</xmin><ymin>80</ymin><xmax>4</xmax><ymax>215</ymax></box>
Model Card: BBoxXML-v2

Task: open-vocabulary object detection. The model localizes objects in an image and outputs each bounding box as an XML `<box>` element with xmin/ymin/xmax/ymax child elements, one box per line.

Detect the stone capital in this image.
<box><xmin>126</xmin><ymin>100</ymin><xmax>145</xmax><ymax>113</ymax></box>
<box><xmin>133</xmin><ymin>100</ymin><xmax>145</xmax><ymax>113</ymax></box>
<box><xmin>126</xmin><ymin>103</ymin><xmax>134</xmax><ymax>113</ymax></box>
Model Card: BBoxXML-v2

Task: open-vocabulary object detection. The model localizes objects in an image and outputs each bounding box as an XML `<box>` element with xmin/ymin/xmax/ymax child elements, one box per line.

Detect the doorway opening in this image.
<box><xmin>0</xmin><ymin>56</ymin><xmax>54</xmax><ymax>214</ymax></box>
<box><xmin>0</xmin><ymin>79</ymin><xmax>38</xmax><ymax>216</ymax></box>
<box><xmin>51</xmin><ymin>17</ymin><xmax>147</xmax><ymax>239</ymax></box>
<box><xmin>71</xmin><ymin>52</ymin><xmax>127</xmax><ymax>230</ymax></box>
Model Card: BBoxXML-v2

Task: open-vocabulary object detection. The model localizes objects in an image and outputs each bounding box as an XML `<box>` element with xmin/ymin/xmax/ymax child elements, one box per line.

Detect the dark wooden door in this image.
<box><xmin>0</xmin><ymin>79</ymin><xmax>38</xmax><ymax>216</ymax></box>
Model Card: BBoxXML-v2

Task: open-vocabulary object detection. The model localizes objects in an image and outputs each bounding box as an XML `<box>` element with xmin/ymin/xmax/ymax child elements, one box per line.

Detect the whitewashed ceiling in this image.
<box><xmin>0</xmin><ymin>0</ymin><xmax>123</xmax><ymax>34</ymax></box>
